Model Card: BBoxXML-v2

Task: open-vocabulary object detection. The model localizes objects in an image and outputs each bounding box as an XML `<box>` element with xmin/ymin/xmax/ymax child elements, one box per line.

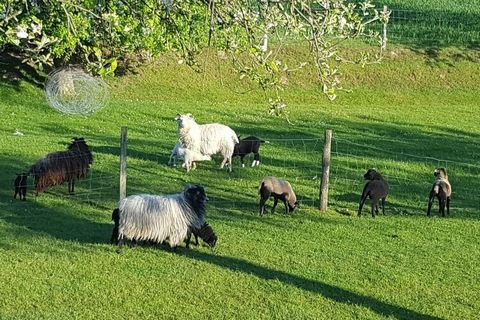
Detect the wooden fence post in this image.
<box><xmin>381</xmin><ymin>5</ymin><xmax>388</xmax><ymax>52</ymax></box>
<box><xmin>319</xmin><ymin>129</ymin><xmax>332</xmax><ymax>211</ymax></box>
<box><xmin>119</xmin><ymin>126</ymin><xmax>128</xmax><ymax>201</ymax></box>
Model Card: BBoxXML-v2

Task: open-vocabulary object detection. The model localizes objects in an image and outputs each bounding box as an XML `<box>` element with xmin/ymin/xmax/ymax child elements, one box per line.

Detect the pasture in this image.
<box><xmin>1</xmin><ymin>11</ymin><xmax>480</xmax><ymax>320</ymax></box>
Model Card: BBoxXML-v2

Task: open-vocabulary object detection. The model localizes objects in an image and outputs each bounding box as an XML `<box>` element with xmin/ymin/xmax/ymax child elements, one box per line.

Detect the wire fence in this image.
<box><xmin>380</xmin><ymin>7</ymin><xmax>480</xmax><ymax>47</ymax></box>
<box><xmin>126</xmin><ymin>136</ymin><xmax>324</xmax><ymax>211</ymax></box>
<box><xmin>330</xmin><ymin>136</ymin><xmax>480</xmax><ymax>216</ymax></box>
<box><xmin>3</xmin><ymin>135</ymin><xmax>119</xmax><ymax>209</ymax></box>
<box><xmin>5</xmin><ymin>128</ymin><xmax>480</xmax><ymax>218</ymax></box>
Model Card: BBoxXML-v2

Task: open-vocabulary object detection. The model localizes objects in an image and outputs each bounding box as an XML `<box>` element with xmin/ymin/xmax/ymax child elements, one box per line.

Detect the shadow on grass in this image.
<box><xmin>2</xmin><ymin>200</ymin><xmax>113</xmax><ymax>245</ymax></box>
<box><xmin>179</xmin><ymin>250</ymin><xmax>440</xmax><ymax>320</ymax></box>
<box><xmin>0</xmin><ymin>52</ymin><xmax>46</xmax><ymax>89</ymax></box>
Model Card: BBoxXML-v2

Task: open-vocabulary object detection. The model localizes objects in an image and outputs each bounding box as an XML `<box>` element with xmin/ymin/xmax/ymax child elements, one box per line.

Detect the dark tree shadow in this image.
<box><xmin>178</xmin><ymin>250</ymin><xmax>441</xmax><ymax>320</ymax></box>
<box><xmin>0</xmin><ymin>51</ymin><xmax>46</xmax><ymax>89</ymax></box>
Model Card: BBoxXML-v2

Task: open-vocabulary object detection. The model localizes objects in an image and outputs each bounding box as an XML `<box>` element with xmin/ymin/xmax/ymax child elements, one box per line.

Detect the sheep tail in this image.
<box><xmin>233</xmin><ymin>134</ymin><xmax>239</xmax><ymax>144</ymax></box>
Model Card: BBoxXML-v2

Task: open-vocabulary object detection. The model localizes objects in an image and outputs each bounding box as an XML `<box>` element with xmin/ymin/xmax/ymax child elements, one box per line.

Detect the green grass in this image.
<box><xmin>378</xmin><ymin>0</ymin><xmax>480</xmax><ymax>47</ymax></box>
<box><xmin>1</xmin><ymin>44</ymin><xmax>480</xmax><ymax>319</ymax></box>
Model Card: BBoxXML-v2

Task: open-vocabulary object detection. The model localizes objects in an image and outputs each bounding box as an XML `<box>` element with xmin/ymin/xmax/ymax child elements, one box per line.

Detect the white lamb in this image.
<box><xmin>175</xmin><ymin>113</ymin><xmax>239</xmax><ymax>172</ymax></box>
<box><xmin>168</xmin><ymin>142</ymin><xmax>212</xmax><ymax>172</ymax></box>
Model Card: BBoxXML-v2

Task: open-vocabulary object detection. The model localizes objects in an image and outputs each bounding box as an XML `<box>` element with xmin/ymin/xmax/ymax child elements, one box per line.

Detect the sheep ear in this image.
<box><xmin>175</xmin><ymin>114</ymin><xmax>181</xmax><ymax>120</ymax></box>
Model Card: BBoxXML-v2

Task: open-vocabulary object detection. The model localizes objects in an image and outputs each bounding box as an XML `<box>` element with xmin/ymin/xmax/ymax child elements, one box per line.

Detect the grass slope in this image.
<box><xmin>1</xmin><ymin>46</ymin><xmax>480</xmax><ymax>319</ymax></box>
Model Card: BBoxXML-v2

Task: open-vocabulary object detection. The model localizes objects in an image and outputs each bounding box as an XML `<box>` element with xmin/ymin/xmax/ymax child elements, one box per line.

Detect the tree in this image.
<box><xmin>0</xmin><ymin>0</ymin><xmax>389</xmax><ymax>115</ymax></box>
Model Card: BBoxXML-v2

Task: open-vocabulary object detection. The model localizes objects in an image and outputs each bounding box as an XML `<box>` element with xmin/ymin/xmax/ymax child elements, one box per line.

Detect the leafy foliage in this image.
<box><xmin>0</xmin><ymin>0</ymin><xmax>388</xmax><ymax>113</ymax></box>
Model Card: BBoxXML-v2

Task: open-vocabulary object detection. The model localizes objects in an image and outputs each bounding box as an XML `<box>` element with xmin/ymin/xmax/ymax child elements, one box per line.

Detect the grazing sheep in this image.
<box><xmin>185</xmin><ymin>222</ymin><xmax>217</xmax><ymax>248</ymax></box>
<box><xmin>175</xmin><ymin>113</ymin><xmax>239</xmax><ymax>172</ymax></box>
<box><xmin>259</xmin><ymin>176</ymin><xmax>298</xmax><ymax>215</ymax></box>
<box><xmin>111</xmin><ymin>184</ymin><xmax>210</xmax><ymax>252</ymax></box>
<box><xmin>358</xmin><ymin>168</ymin><xmax>389</xmax><ymax>217</ymax></box>
<box><xmin>13</xmin><ymin>173</ymin><xmax>28</xmax><ymax>201</ymax></box>
<box><xmin>29</xmin><ymin>137</ymin><xmax>93</xmax><ymax>195</ymax></box>
<box><xmin>427</xmin><ymin>167</ymin><xmax>452</xmax><ymax>217</ymax></box>
<box><xmin>233</xmin><ymin>136</ymin><xmax>268</xmax><ymax>167</ymax></box>
<box><xmin>167</xmin><ymin>142</ymin><xmax>212</xmax><ymax>172</ymax></box>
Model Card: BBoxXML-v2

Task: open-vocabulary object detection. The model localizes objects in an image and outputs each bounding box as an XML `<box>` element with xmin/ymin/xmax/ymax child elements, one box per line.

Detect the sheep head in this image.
<box><xmin>184</xmin><ymin>184</ymin><xmax>208</xmax><ymax>214</ymax></box>
<box><xmin>288</xmin><ymin>201</ymin><xmax>299</xmax><ymax>213</ymax></box>
<box><xmin>364</xmin><ymin>168</ymin><xmax>383</xmax><ymax>181</ymax></box>
<box><xmin>175</xmin><ymin>113</ymin><xmax>196</xmax><ymax>130</ymax></box>
<box><xmin>434</xmin><ymin>167</ymin><xmax>448</xmax><ymax>180</ymax></box>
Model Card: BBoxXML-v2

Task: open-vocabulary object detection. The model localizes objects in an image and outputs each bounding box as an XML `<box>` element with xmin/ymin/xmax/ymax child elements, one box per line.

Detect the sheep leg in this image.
<box><xmin>253</xmin><ymin>153</ymin><xmax>260</xmax><ymax>166</ymax></box>
<box><xmin>110</xmin><ymin>226</ymin><xmax>119</xmax><ymax>244</ymax></box>
<box><xmin>446</xmin><ymin>197</ymin><xmax>450</xmax><ymax>215</ymax></box>
<box><xmin>14</xmin><ymin>188</ymin><xmax>18</xmax><ymax>199</ymax></box>
<box><xmin>440</xmin><ymin>198</ymin><xmax>446</xmax><ymax>217</ymax></box>
<box><xmin>371</xmin><ymin>199</ymin><xmax>378</xmax><ymax>218</ymax></box>
<box><xmin>259</xmin><ymin>197</ymin><xmax>267</xmax><ymax>216</ymax></box>
<box><xmin>283</xmin><ymin>199</ymin><xmax>289</xmax><ymax>215</ymax></box>
<box><xmin>220</xmin><ymin>157</ymin><xmax>227</xmax><ymax>169</ymax></box>
<box><xmin>116</xmin><ymin>236</ymin><xmax>124</xmax><ymax>254</ymax></box>
<box><xmin>185</xmin><ymin>231</ymin><xmax>192</xmax><ymax>248</ymax></box>
<box><xmin>68</xmin><ymin>180</ymin><xmax>75</xmax><ymax>194</ymax></box>
<box><xmin>381</xmin><ymin>197</ymin><xmax>386</xmax><ymax>215</ymax></box>
<box><xmin>241</xmin><ymin>156</ymin><xmax>246</xmax><ymax>168</ymax></box>
<box><xmin>427</xmin><ymin>193</ymin><xmax>435</xmax><ymax>217</ymax></box>
<box><xmin>228</xmin><ymin>157</ymin><xmax>232</xmax><ymax>172</ymax></box>
<box><xmin>271</xmin><ymin>198</ymin><xmax>279</xmax><ymax>214</ymax></box>
<box><xmin>130</xmin><ymin>239</ymin><xmax>137</xmax><ymax>248</ymax></box>
<box><xmin>358</xmin><ymin>195</ymin><xmax>367</xmax><ymax>216</ymax></box>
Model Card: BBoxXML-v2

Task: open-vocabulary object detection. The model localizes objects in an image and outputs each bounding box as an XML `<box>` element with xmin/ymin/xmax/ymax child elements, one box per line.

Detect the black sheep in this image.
<box><xmin>427</xmin><ymin>167</ymin><xmax>452</xmax><ymax>217</ymax></box>
<box><xmin>233</xmin><ymin>136</ymin><xmax>267</xmax><ymax>168</ymax></box>
<box><xmin>358</xmin><ymin>168</ymin><xmax>389</xmax><ymax>217</ymax></box>
<box><xmin>29</xmin><ymin>137</ymin><xmax>93</xmax><ymax>195</ymax></box>
<box><xmin>13</xmin><ymin>173</ymin><xmax>28</xmax><ymax>201</ymax></box>
<box><xmin>185</xmin><ymin>222</ymin><xmax>217</xmax><ymax>248</ymax></box>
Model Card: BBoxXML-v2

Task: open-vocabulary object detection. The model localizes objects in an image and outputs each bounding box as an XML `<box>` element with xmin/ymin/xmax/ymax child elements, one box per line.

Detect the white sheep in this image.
<box><xmin>111</xmin><ymin>185</ymin><xmax>210</xmax><ymax>252</ymax></box>
<box><xmin>175</xmin><ymin>113</ymin><xmax>239</xmax><ymax>172</ymax></box>
<box><xmin>168</xmin><ymin>142</ymin><xmax>212</xmax><ymax>172</ymax></box>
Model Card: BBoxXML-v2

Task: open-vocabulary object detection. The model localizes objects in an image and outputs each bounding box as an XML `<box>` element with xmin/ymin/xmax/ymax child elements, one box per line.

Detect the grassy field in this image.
<box><xmin>1</xmin><ymin>32</ymin><xmax>480</xmax><ymax>320</ymax></box>
<box><xmin>363</xmin><ymin>0</ymin><xmax>480</xmax><ymax>47</ymax></box>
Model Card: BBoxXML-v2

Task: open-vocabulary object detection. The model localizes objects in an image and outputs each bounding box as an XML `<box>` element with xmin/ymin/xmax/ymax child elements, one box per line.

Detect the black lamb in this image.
<box><xmin>185</xmin><ymin>222</ymin><xmax>217</xmax><ymax>248</ymax></box>
<box><xmin>427</xmin><ymin>167</ymin><xmax>452</xmax><ymax>217</ymax></box>
<box><xmin>358</xmin><ymin>168</ymin><xmax>389</xmax><ymax>217</ymax></box>
<box><xmin>29</xmin><ymin>137</ymin><xmax>93</xmax><ymax>195</ymax></box>
<box><xmin>13</xmin><ymin>173</ymin><xmax>28</xmax><ymax>201</ymax></box>
<box><xmin>233</xmin><ymin>136</ymin><xmax>267</xmax><ymax>167</ymax></box>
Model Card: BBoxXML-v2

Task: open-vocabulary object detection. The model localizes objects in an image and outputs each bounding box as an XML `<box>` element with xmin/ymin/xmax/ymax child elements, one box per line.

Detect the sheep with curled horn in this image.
<box><xmin>111</xmin><ymin>184</ymin><xmax>217</xmax><ymax>252</ymax></box>
<box><xmin>259</xmin><ymin>176</ymin><xmax>298</xmax><ymax>215</ymax></box>
<box><xmin>29</xmin><ymin>137</ymin><xmax>93</xmax><ymax>195</ymax></box>
<box><xmin>427</xmin><ymin>167</ymin><xmax>452</xmax><ymax>217</ymax></box>
<box><xmin>175</xmin><ymin>113</ymin><xmax>239</xmax><ymax>172</ymax></box>
<box><xmin>358</xmin><ymin>168</ymin><xmax>389</xmax><ymax>217</ymax></box>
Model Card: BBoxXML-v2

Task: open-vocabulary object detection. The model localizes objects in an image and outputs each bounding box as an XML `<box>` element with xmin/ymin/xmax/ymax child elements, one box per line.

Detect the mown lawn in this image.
<box><xmin>1</xmin><ymin>44</ymin><xmax>480</xmax><ymax>319</ymax></box>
